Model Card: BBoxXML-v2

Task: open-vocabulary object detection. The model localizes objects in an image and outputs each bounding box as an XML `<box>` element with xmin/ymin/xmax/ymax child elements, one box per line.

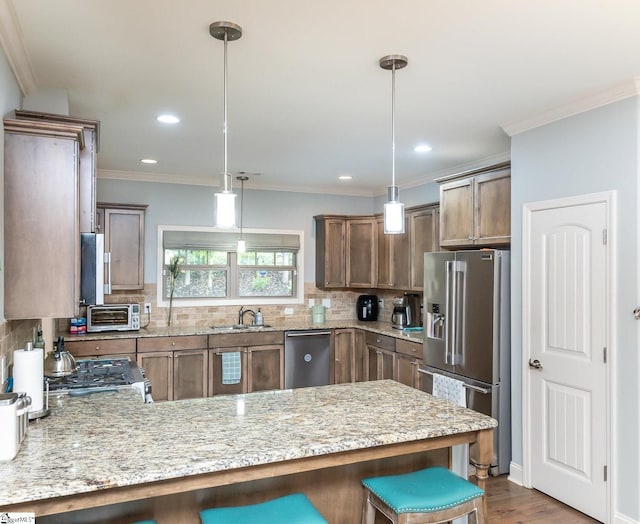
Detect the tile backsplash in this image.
<box><xmin>55</xmin><ymin>284</ymin><xmax>419</xmax><ymax>333</ymax></box>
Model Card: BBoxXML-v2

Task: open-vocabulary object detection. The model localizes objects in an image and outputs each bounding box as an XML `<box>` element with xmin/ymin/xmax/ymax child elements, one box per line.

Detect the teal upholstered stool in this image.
<box><xmin>199</xmin><ymin>493</ymin><xmax>327</xmax><ymax>524</ymax></box>
<box><xmin>361</xmin><ymin>466</ymin><xmax>486</xmax><ymax>524</ymax></box>
<box><xmin>132</xmin><ymin>521</ymin><xmax>156</xmax><ymax>524</ymax></box>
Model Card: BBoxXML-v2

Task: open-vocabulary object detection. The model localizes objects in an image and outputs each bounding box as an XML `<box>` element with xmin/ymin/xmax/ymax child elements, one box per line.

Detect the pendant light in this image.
<box><xmin>236</xmin><ymin>175</ymin><xmax>248</xmax><ymax>253</ymax></box>
<box><xmin>380</xmin><ymin>54</ymin><xmax>408</xmax><ymax>234</ymax></box>
<box><xmin>210</xmin><ymin>21</ymin><xmax>242</xmax><ymax>229</ymax></box>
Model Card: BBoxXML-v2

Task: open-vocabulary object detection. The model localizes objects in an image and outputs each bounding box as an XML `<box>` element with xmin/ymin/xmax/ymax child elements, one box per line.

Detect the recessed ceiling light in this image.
<box><xmin>414</xmin><ymin>144</ymin><xmax>432</xmax><ymax>153</ymax></box>
<box><xmin>141</xmin><ymin>158</ymin><xmax>158</xmax><ymax>164</ymax></box>
<box><xmin>339</xmin><ymin>175</ymin><xmax>353</xmax><ymax>180</ymax></box>
<box><xmin>157</xmin><ymin>114</ymin><xmax>180</xmax><ymax>124</ymax></box>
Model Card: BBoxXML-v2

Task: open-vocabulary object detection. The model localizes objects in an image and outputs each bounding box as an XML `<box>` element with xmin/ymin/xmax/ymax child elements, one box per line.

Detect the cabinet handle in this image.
<box><xmin>95</xmin><ymin>346</ymin><xmax>100</xmax><ymax>351</ymax></box>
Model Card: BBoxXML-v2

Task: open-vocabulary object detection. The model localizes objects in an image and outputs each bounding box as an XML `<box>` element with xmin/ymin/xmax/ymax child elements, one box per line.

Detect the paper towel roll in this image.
<box><xmin>13</xmin><ymin>347</ymin><xmax>44</xmax><ymax>412</ymax></box>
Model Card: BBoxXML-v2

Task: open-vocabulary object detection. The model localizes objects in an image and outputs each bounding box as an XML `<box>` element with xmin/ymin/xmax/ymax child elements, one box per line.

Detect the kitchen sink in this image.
<box><xmin>212</xmin><ymin>324</ymin><xmax>272</xmax><ymax>331</ymax></box>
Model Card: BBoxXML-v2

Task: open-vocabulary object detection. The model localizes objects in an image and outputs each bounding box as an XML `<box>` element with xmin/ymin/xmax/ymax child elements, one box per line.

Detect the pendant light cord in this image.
<box><xmin>223</xmin><ymin>30</ymin><xmax>229</xmax><ymax>192</ymax></box>
<box><xmin>391</xmin><ymin>60</ymin><xmax>396</xmax><ymax>190</ymax></box>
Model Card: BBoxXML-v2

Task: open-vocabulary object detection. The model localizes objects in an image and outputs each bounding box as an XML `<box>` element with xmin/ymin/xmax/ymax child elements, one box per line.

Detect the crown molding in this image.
<box><xmin>0</xmin><ymin>0</ymin><xmax>36</xmax><ymax>95</ymax></box>
<box><xmin>97</xmin><ymin>169</ymin><xmax>377</xmax><ymax>197</ymax></box>
<box><xmin>392</xmin><ymin>150</ymin><xmax>512</xmax><ymax>196</ymax></box>
<box><xmin>502</xmin><ymin>76</ymin><xmax>640</xmax><ymax>136</ymax></box>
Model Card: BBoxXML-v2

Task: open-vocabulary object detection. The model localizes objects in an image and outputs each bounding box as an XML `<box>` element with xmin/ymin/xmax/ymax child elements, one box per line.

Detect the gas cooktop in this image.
<box><xmin>49</xmin><ymin>357</ymin><xmax>143</xmax><ymax>390</ymax></box>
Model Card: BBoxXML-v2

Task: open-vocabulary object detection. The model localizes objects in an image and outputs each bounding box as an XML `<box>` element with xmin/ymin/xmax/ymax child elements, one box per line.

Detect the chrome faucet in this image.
<box><xmin>238</xmin><ymin>306</ymin><xmax>256</xmax><ymax>325</ymax></box>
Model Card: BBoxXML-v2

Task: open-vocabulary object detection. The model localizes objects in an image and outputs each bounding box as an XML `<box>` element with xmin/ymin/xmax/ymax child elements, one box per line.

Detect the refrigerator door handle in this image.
<box><xmin>445</xmin><ymin>260</ymin><xmax>454</xmax><ymax>365</ymax></box>
<box><xmin>462</xmin><ymin>383</ymin><xmax>491</xmax><ymax>395</ymax></box>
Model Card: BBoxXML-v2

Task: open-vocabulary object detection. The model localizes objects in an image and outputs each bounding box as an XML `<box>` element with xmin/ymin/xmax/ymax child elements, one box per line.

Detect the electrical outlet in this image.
<box><xmin>0</xmin><ymin>355</ymin><xmax>6</xmax><ymax>389</ymax></box>
<box><xmin>144</xmin><ymin>303</ymin><xmax>151</xmax><ymax>314</ymax></box>
<box><xmin>284</xmin><ymin>307</ymin><xmax>294</xmax><ymax>315</ymax></box>
<box><xmin>378</xmin><ymin>298</ymin><xmax>384</xmax><ymax>308</ymax></box>
<box><xmin>308</xmin><ymin>299</ymin><xmax>315</xmax><ymax>307</ymax></box>
<box><xmin>322</xmin><ymin>298</ymin><xmax>331</xmax><ymax>308</ymax></box>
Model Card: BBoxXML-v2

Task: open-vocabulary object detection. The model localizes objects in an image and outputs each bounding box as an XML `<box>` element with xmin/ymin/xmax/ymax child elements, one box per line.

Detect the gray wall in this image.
<box><xmin>511</xmin><ymin>96</ymin><xmax>639</xmax><ymax>520</ymax></box>
<box><xmin>97</xmin><ymin>179</ymin><xmax>379</xmax><ymax>283</ymax></box>
<box><xmin>373</xmin><ymin>181</ymin><xmax>440</xmax><ymax>212</ymax></box>
<box><xmin>0</xmin><ymin>49</ymin><xmax>23</xmax><ymax>319</ymax></box>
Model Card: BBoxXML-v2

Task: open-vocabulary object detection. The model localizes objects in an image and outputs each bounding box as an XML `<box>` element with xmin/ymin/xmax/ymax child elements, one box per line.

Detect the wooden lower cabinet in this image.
<box><xmin>137</xmin><ymin>335</ymin><xmax>208</xmax><ymax>402</ymax></box>
<box><xmin>395</xmin><ymin>339</ymin><xmax>423</xmax><ymax>389</ymax></box>
<box><xmin>333</xmin><ymin>328</ymin><xmax>368</xmax><ymax>384</ymax></box>
<box><xmin>208</xmin><ymin>332</ymin><xmax>284</xmax><ymax>395</ymax></box>
<box><xmin>66</xmin><ymin>338</ymin><xmax>136</xmax><ymax>362</ymax></box>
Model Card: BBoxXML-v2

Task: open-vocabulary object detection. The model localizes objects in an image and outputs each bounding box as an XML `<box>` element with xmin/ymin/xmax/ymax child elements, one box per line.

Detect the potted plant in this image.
<box><xmin>167</xmin><ymin>255</ymin><xmax>181</xmax><ymax>327</ymax></box>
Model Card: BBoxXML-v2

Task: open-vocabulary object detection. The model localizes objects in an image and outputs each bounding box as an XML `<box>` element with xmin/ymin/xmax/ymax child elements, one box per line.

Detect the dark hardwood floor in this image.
<box><xmin>486</xmin><ymin>475</ymin><xmax>601</xmax><ymax>523</ymax></box>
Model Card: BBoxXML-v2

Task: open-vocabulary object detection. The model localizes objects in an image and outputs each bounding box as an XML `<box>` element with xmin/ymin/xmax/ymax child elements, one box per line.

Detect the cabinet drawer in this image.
<box><xmin>396</xmin><ymin>339</ymin><xmax>422</xmax><ymax>358</ymax></box>
<box><xmin>66</xmin><ymin>338</ymin><xmax>136</xmax><ymax>357</ymax></box>
<box><xmin>137</xmin><ymin>335</ymin><xmax>207</xmax><ymax>353</ymax></box>
<box><xmin>209</xmin><ymin>331</ymin><xmax>284</xmax><ymax>348</ymax></box>
<box><xmin>365</xmin><ymin>332</ymin><xmax>395</xmax><ymax>351</ymax></box>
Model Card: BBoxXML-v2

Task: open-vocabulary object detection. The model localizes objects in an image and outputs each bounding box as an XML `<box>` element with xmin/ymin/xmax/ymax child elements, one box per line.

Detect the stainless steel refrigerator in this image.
<box><xmin>421</xmin><ymin>249</ymin><xmax>511</xmax><ymax>475</ymax></box>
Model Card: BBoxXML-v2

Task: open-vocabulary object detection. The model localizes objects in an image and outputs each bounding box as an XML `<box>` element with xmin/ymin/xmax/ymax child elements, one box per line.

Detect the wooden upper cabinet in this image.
<box><xmin>15</xmin><ymin>110</ymin><xmax>99</xmax><ymax>233</ymax></box>
<box><xmin>377</xmin><ymin>215</ymin><xmax>411</xmax><ymax>290</ymax></box>
<box><xmin>439</xmin><ymin>164</ymin><xmax>510</xmax><ymax>248</ymax></box>
<box><xmin>3</xmin><ymin>119</ymin><xmax>84</xmax><ymax>319</ymax></box>
<box><xmin>315</xmin><ymin>216</ymin><xmax>346</xmax><ymax>288</ymax></box>
<box><xmin>409</xmin><ymin>206</ymin><xmax>439</xmax><ymax>291</ymax></box>
<box><xmin>346</xmin><ymin>217</ymin><xmax>376</xmax><ymax>288</ymax></box>
<box><xmin>97</xmin><ymin>203</ymin><xmax>147</xmax><ymax>290</ymax></box>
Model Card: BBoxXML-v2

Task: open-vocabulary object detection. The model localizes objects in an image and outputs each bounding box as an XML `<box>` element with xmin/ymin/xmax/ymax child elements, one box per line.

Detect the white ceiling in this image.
<box><xmin>4</xmin><ymin>0</ymin><xmax>640</xmax><ymax>196</ymax></box>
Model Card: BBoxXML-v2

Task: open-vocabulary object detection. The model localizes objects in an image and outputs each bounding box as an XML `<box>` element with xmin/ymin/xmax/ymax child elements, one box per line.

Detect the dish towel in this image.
<box><xmin>431</xmin><ymin>373</ymin><xmax>470</xmax><ymax>524</ymax></box>
<box><xmin>221</xmin><ymin>352</ymin><xmax>242</xmax><ymax>385</ymax></box>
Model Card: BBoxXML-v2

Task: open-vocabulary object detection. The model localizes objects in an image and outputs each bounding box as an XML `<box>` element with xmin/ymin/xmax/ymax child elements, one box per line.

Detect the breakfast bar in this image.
<box><xmin>0</xmin><ymin>380</ymin><xmax>497</xmax><ymax>523</ymax></box>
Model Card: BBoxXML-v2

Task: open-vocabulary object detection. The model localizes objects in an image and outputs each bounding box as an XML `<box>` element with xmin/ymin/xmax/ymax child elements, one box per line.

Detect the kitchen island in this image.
<box><xmin>0</xmin><ymin>380</ymin><xmax>496</xmax><ymax>523</ymax></box>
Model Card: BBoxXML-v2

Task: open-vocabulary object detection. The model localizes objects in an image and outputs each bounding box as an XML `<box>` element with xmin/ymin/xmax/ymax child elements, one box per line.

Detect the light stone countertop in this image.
<box><xmin>63</xmin><ymin>320</ymin><xmax>425</xmax><ymax>344</ymax></box>
<box><xmin>0</xmin><ymin>380</ymin><xmax>495</xmax><ymax>507</ymax></box>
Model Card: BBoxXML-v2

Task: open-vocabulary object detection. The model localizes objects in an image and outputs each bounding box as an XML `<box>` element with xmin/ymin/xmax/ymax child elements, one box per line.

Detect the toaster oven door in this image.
<box><xmin>88</xmin><ymin>306</ymin><xmax>131</xmax><ymax>331</ymax></box>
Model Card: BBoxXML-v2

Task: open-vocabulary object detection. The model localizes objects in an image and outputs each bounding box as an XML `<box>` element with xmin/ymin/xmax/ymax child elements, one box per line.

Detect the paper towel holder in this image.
<box><xmin>19</xmin><ymin>341</ymin><xmax>50</xmax><ymax>420</ymax></box>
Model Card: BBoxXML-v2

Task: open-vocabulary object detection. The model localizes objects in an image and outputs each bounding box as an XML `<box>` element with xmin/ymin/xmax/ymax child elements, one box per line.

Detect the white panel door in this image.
<box><xmin>527</xmin><ymin>200</ymin><xmax>608</xmax><ymax>522</ymax></box>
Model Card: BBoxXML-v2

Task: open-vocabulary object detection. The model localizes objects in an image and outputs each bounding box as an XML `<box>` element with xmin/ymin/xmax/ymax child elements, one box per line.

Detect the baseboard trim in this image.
<box><xmin>614</xmin><ymin>511</ymin><xmax>639</xmax><ymax>524</ymax></box>
<box><xmin>507</xmin><ymin>461</ymin><xmax>524</xmax><ymax>486</ymax></box>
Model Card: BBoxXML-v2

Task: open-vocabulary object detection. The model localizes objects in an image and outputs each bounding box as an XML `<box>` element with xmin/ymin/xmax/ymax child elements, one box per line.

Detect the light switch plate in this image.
<box><xmin>322</xmin><ymin>298</ymin><xmax>331</xmax><ymax>308</ymax></box>
<box><xmin>284</xmin><ymin>307</ymin><xmax>294</xmax><ymax>315</ymax></box>
<box><xmin>308</xmin><ymin>299</ymin><xmax>315</xmax><ymax>307</ymax></box>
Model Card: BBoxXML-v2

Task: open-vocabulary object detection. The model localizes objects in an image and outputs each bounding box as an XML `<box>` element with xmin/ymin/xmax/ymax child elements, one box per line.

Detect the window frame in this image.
<box><xmin>156</xmin><ymin>225</ymin><xmax>304</xmax><ymax>308</ymax></box>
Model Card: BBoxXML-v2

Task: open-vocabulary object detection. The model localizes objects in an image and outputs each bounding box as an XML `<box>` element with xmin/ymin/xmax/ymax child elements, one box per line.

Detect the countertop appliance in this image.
<box><xmin>391</xmin><ymin>297</ymin><xmax>410</xmax><ymax>329</ymax></box>
<box><xmin>403</xmin><ymin>292</ymin><xmax>421</xmax><ymax>327</ymax></box>
<box><xmin>0</xmin><ymin>392</ymin><xmax>31</xmax><ymax>461</ymax></box>
<box><xmin>48</xmin><ymin>357</ymin><xmax>152</xmax><ymax>403</ymax></box>
<box><xmin>87</xmin><ymin>303</ymin><xmax>140</xmax><ymax>332</ymax></box>
<box><xmin>284</xmin><ymin>330</ymin><xmax>331</xmax><ymax>389</ymax></box>
<box><xmin>357</xmin><ymin>294</ymin><xmax>378</xmax><ymax>321</ymax></box>
<box><xmin>420</xmin><ymin>249</ymin><xmax>510</xmax><ymax>475</ymax></box>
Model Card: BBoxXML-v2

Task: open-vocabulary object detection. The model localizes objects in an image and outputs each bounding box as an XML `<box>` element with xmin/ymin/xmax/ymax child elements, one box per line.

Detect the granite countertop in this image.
<box><xmin>0</xmin><ymin>380</ymin><xmax>495</xmax><ymax>507</ymax></box>
<box><xmin>64</xmin><ymin>320</ymin><xmax>425</xmax><ymax>344</ymax></box>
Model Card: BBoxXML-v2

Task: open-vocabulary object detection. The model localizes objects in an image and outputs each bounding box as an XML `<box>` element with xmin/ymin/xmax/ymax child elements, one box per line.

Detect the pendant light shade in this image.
<box><xmin>211</xmin><ymin>21</ymin><xmax>242</xmax><ymax>229</ymax></box>
<box><xmin>380</xmin><ymin>54</ymin><xmax>408</xmax><ymax>235</ymax></box>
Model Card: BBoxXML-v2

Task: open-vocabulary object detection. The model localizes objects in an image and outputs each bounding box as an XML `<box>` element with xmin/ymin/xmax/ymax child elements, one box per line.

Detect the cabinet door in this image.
<box><xmin>333</xmin><ymin>329</ymin><xmax>354</xmax><ymax>384</ymax></box>
<box><xmin>137</xmin><ymin>352</ymin><xmax>173</xmax><ymax>402</ymax></box>
<box><xmin>4</xmin><ymin>121</ymin><xmax>82</xmax><ymax>319</ymax></box>
<box><xmin>209</xmin><ymin>348</ymin><xmax>246</xmax><ymax>396</ymax></box>
<box><xmin>346</xmin><ymin>218</ymin><xmax>377</xmax><ymax>287</ymax></box>
<box><xmin>439</xmin><ymin>178</ymin><xmax>474</xmax><ymax>247</ymax></box>
<box><xmin>395</xmin><ymin>353</ymin><xmax>422</xmax><ymax>389</ymax></box>
<box><xmin>174</xmin><ymin>349</ymin><xmax>208</xmax><ymax>400</ymax></box>
<box><xmin>248</xmin><ymin>345</ymin><xmax>283</xmax><ymax>392</ymax></box>
<box><xmin>367</xmin><ymin>346</ymin><xmax>396</xmax><ymax>381</ymax></box>
<box><xmin>376</xmin><ymin>217</ymin><xmax>392</xmax><ymax>288</ymax></box>
<box><xmin>353</xmin><ymin>329</ymin><xmax>368</xmax><ymax>382</ymax></box>
<box><xmin>315</xmin><ymin>217</ymin><xmax>346</xmax><ymax>288</ymax></box>
<box><xmin>378</xmin><ymin>215</ymin><xmax>411</xmax><ymax>290</ymax></box>
<box><xmin>102</xmin><ymin>206</ymin><xmax>145</xmax><ymax>290</ymax></box>
<box><xmin>409</xmin><ymin>208</ymin><xmax>438</xmax><ymax>291</ymax></box>
<box><xmin>475</xmin><ymin>170</ymin><xmax>511</xmax><ymax>245</ymax></box>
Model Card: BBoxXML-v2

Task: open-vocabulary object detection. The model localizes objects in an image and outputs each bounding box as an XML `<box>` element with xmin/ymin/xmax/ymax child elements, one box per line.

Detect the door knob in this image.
<box><xmin>528</xmin><ymin>358</ymin><xmax>543</xmax><ymax>370</ymax></box>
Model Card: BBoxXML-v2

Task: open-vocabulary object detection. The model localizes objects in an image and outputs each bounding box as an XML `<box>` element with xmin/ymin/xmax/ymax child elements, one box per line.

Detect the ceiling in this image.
<box><xmin>4</xmin><ymin>0</ymin><xmax>640</xmax><ymax>196</ymax></box>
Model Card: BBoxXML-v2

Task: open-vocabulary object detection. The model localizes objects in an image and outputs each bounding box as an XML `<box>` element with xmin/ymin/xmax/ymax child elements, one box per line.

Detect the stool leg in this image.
<box><xmin>362</xmin><ymin>491</ymin><xmax>376</xmax><ymax>524</ymax></box>
<box><xmin>474</xmin><ymin>496</ymin><xmax>487</xmax><ymax>524</ymax></box>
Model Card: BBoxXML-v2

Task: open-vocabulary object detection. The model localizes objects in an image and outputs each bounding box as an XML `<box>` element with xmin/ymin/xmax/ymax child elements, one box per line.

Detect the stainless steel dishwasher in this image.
<box><xmin>284</xmin><ymin>330</ymin><xmax>331</xmax><ymax>389</ymax></box>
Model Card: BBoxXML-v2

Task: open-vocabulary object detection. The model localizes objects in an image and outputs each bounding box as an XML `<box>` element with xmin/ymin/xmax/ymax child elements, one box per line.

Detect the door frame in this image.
<box><xmin>521</xmin><ymin>190</ymin><xmax>615</xmax><ymax>521</ymax></box>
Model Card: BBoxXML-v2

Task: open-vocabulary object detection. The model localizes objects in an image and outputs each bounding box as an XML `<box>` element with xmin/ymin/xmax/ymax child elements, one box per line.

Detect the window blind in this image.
<box><xmin>163</xmin><ymin>230</ymin><xmax>300</xmax><ymax>252</ymax></box>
